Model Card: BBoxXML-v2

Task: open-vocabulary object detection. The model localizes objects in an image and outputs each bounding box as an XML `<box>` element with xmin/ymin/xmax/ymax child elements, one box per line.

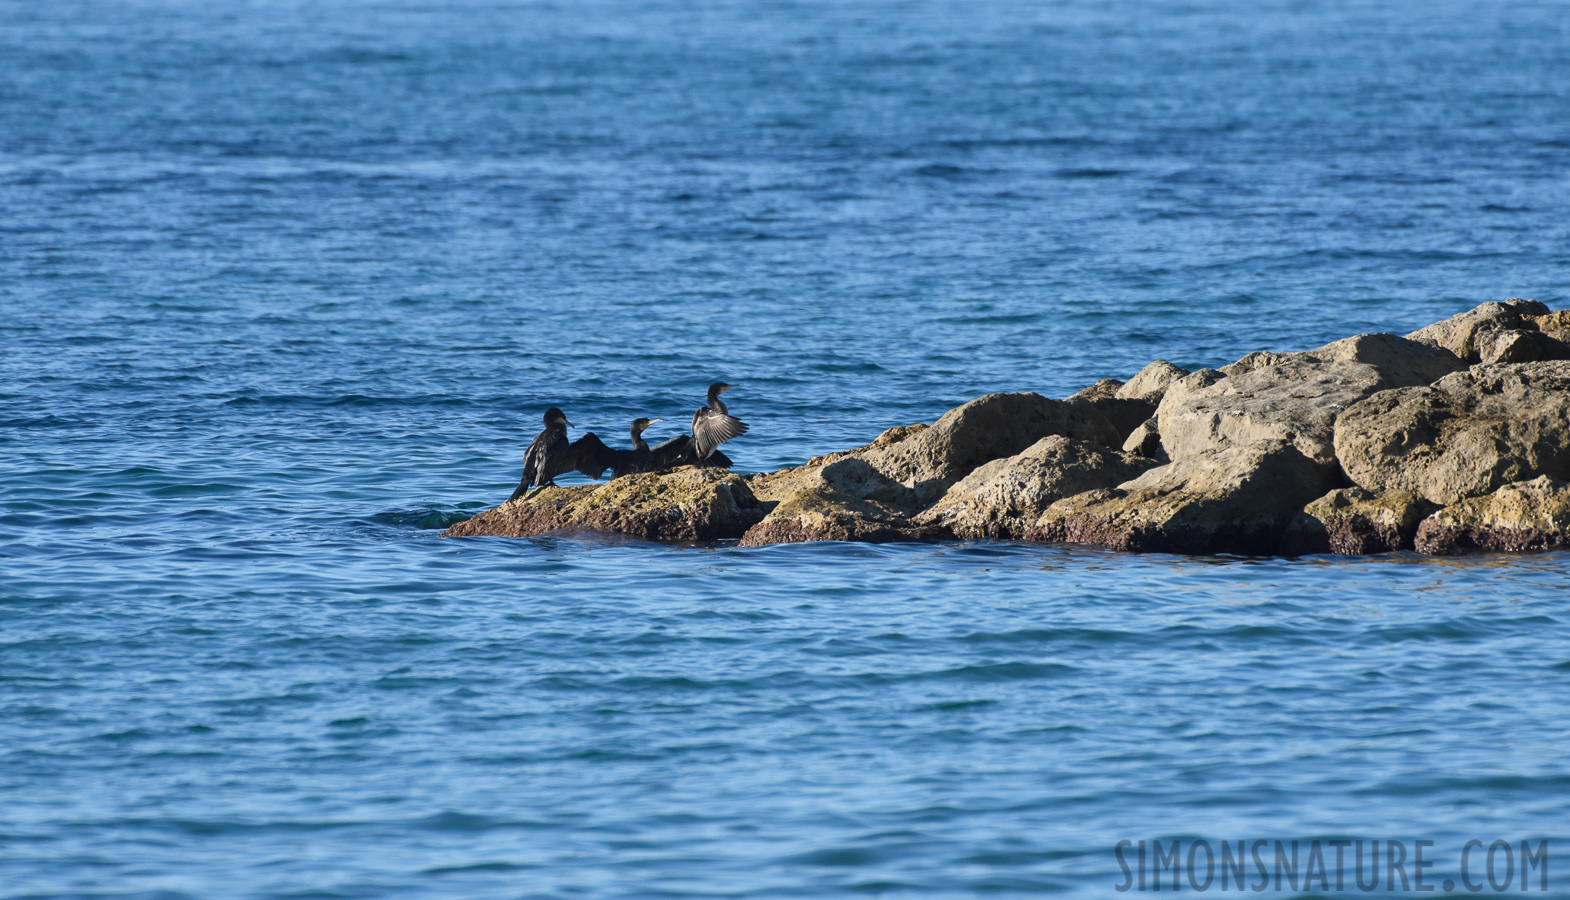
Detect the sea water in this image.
<box><xmin>2</xmin><ymin>0</ymin><xmax>1568</xmax><ymax>896</ymax></box>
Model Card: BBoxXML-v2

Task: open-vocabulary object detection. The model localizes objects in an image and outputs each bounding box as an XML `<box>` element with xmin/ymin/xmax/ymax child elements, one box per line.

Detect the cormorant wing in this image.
<box><xmin>563</xmin><ymin>432</ymin><xmax>623</xmax><ymax>481</ymax></box>
<box><xmin>649</xmin><ymin>435</ymin><xmax>694</xmax><ymax>470</ymax></box>
<box><xmin>691</xmin><ymin>411</ymin><xmax>748</xmax><ymax>461</ymax></box>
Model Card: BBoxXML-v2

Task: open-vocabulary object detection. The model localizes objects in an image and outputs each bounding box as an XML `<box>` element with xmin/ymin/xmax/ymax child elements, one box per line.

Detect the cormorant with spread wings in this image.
<box><xmin>648</xmin><ymin>382</ymin><xmax>747</xmax><ymax>469</ymax></box>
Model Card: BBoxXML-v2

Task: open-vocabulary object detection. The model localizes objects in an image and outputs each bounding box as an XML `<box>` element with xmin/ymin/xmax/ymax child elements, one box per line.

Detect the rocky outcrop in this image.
<box><xmin>1155</xmin><ymin>333</ymin><xmax>1465</xmax><ymax>466</ymax></box>
<box><xmin>1532</xmin><ymin>310</ymin><xmax>1570</xmax><ymax>344</ymax></box>
<box><xmin>851</xmin><ymin>392</ymin><xmax>1122</xmax><ymax>505</ymax></box>
<box><xmin>914</xmin><ymin>436</ymin><xmax>1157</xmax><ymax>540</ymax></box>
<box><xmin>750</xmin><ymin>455</ymin><xmax>919</xmax><ymax>512</ymax></box>
<box><xmin>740</xmin><ymin>455</ymin><xmax>940</xmax><ymax>546</ymax></box>
<box><xmin>1406</xmin><ymin>298</ymin><xmax>1551</xmax><ymax>363</ymax></box>
<box><xmin>1303</xmin><ymin>488</ymin><xmax>1433</xmax><ymax>555</ymax></box>
<box><xmin>1068</xmin><ymin>379</ymin><xmax>1157</xmax><ymax>445</ymax></box>
<box><xmin>1116</xmin><ymin>360</ymin><xmax>1190</xmax><ymax>403</ymax></box>
<box><xmin>739</xmin><ymin>488</ymin><xmax>948</xmax><ymax>546</ymax></box>
<box><xmin>449</xmin><ymin>300</ymin><xmax>1570</xmax><ymax>558</ymax></box>
<box><xmin>1333</xmin><ymin>362</ymin><xmax>1570</xmax><ymax>506</ymax></box>
<box><xmin>1414</xmin><ymin>477</ymin><xmax>1570</xmax><ymax>554</ymax></box>
<box><xmin>1121</xmin><ymin>417</ymin><xmax>1164</xmax><ymax>460</ymax></box>
<box><xmin>442</xmin><ymin>467</ymin><xmax>765</xmax><ymax>541</ymax></box>
<box><xmin>1030</xmin><ymin>439</ymin><xmax>1342</xmax><ymax>555</ymax></box>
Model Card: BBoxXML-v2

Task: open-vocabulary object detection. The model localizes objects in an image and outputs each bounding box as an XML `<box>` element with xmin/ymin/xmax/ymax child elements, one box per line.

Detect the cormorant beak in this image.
<box><xmin>649</xmin><ymin>418</ymin><xmax>663</xmax><ymax>425</ymax></box>
<box><xmin>722</xmin><ymin>383</ymin><xmax>736</xmax><ymax>393</ymax></box>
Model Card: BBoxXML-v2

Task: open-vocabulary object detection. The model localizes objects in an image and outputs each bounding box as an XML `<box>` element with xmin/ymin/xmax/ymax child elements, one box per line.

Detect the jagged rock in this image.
<box><xmin>739</xmin><ymin>452</ymin><xmax>942</xmax><ymax>546</ymax></box>
<box><xmin>443</xmin><ymin>468</ymin><xmax>765</xmax><ymax>541</ymax></box>
<box><xmin>1155</xmin><ymin>333</ymin><xmax>1465</xmax><ymax>465</ymax></box>
<box><xmin>1414</xmin><ymin>477</ymin><xmax>1570</xmax><ymax>554</ymax></box>
<box><xmin>1333</xmin><ymin>362</ymin><xmax>1570</xmax><ymax>506</ymax></box>
<box><xmin>1304</xmin><ymin>488</ymin><xmax>1433</xmax><ymax>555</ymax></box>
<box><xmin>1122</xmin><ymin>417</ymin><xmax>1164</xmax><ymax>460</ymax></box>
<box><xmin>1532</xmin><ymin>310</ymin><xmax>1570</xmax><ymax>344</ymax></box>
<box><xmin>738</xmin><ymin>488</ymin><xmax>948</xmax><ymax>546</ymax></box>
<box><xmin>1069</xmin><ymin>378</ymin><xmax>1123</xmax><ymax>401</ymax></box>
<box><xmin>853</xmin><ymin>392</ymin><xmax>1122</xmax><ymax>505</ymax></box>
<box><xmin>1476</xmin><ymin>327</ymin><xmax>1570</xmax><ymax>365</ymax></box>
<box><xmin>914</xmin><ymin>436</ymin><xmax>1157</xmax><ymax>540</ymax></box>
<box><xmin>1406</xmin><ymin>299</ymin><xmax>1550</xmax><ymax>363</ymax></box>
<box><xmin>1069</xmin><ymin>379</ymin><xmax>1157</xmax><ymax>446</ymax></box>
<box><xmin>750</xmin><ymin>456</ymin><xmax>918</xmax><ymax>512</ymax></box>
<box><xmin>1030</xmin><ymin>439</ymin><xmax>1343</xmax><ymax>555</ymax></box>
<box><xmin>1116</xmin><ymin>360</ymin><xmax>1190</xmax><ymax>403</ymax></box>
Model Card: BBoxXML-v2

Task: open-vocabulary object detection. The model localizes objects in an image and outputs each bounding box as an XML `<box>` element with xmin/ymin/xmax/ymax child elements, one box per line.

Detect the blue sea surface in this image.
<box><xmin>3</xmin><ymin>0</ymin><xmax>1569</xmax><ymax>896</ymax></box>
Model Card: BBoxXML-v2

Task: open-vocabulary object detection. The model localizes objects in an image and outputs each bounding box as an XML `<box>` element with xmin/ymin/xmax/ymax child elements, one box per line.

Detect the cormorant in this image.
<box><xmin>647</xmin><ymin>382</ymin><xmax>747</xmax><ymax>469</ymax></box>
<box><xmin>690</xmin><ymin>381</ymin><xmax>748</xmax><ymax>461</ymax></box>
<box><xmin>613</xmin><ymin>417</ymin><xmax>662</xmax><ymax>478</ymax></box>
<box><xmin>508</xmin><ymin>407</ymin><xmax>573</xmax><ymax>501</ymax></box>
<box><xmin>573</xmin><ymin>417</ymin><xmax>668</xmax><ymax>479</ymax></box>
<box><xmin>508</xmin><ymin>415</ymin><xmax>670</xmax><ymax>501</ymax></box>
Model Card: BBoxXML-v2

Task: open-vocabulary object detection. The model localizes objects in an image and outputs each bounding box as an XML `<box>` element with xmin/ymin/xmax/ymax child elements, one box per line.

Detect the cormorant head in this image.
<box><xmin>631</xmin><ymin>417</ymin><xmax>662</xmax><ymax>436</ymax></box>
<box><xmin>543</xmin><ymin>407</ymin><xmax>572</xmax><ymax>428</ymax></box>
<box><xmin>708</xmin><ymin>382</ymin><xmax>737</xmax><ymax>397</ymax></box>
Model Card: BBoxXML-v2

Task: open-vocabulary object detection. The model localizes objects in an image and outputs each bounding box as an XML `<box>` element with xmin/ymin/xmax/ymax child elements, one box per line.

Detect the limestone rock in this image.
<box><xmin>1115</xmin><ymin>360</ymin><xmax>1190</xmax><ymax>403</ymax></box>
<box><xmin>1031</xmin><ymin>439</ymin><xmax>1343</xmax><ymax>555</ymax></box>
<box><xmin>1333</xmin><ymin>362</ymin><xmax>1570</xmax><ymax>506</ymax></box>
<box><xmin>750</xmin><ymin>456</ymin><xmax>918</xmax><ymax>512</ymax></box>
<box><xmin>1122</xmin><ymin>417</ymin><xmax>1164</xmax><ymax>460</ymax></box>
<box><xmin>1414</xmin><ymin>476</ymin><xmax>1570</xmax><ymax>554</ymax></box>
<box><xmin>914</xmin><ymin>436</ymin><xmax>1157</xmax><ymax>540</ymax></box>
<box><xmin>738</xmin><ymin>488</ymin><xmax>948</xmax><ymax>547</ymax></box>
<box><xmin>1476</xmin><ymin>327</ymin><xmax>1570</xmax><ymax>365</ymax></box>
<box><xmin>1068</xmin><ymin>378</ymin><xmax>1123</xmax><ymax>402</ymax></box>
<box><xmin>1531</xmin><ymin>310</ymin><xmax>1570</xmax><ymax>344</ymax></box>
<box><xmin>1405</xmin><ymin>299</ymin><xmax>1550</xmax><ymax>363</ymax></box>
<box><xmin>1069</xmin><ymin>379</ymin><xmax>1156</xmax><ymax>446</ymax></box>
<box><xmin>1304</xmin><ymin>488</ymin><xmax>1433</xmax><ymax>555</ymax></box>
<box><xmin>1155</xmin><ymin>333</ymin><xmax>1464</xmax><ymax>465</ymax></box>
<box><xmin>443</xmin><ymin>467</ymin><xmax>765</xmax><ymax>541</ymax></box>
<box><xmin>854</xmin><ymin>392</ymin><xmax>1122</xmax><ymax>505</ymax></box>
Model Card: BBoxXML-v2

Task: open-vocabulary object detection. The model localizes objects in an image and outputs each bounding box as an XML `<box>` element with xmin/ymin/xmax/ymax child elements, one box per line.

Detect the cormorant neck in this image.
<box><xmin>708</xmin><ymin>387</ymin><xmax>727</xmax><ymax>415</ymax></box>
<box><xmin>631</xmin><ymin>427</ymin><xmax>648</xmax><ymax>453</ymax></box>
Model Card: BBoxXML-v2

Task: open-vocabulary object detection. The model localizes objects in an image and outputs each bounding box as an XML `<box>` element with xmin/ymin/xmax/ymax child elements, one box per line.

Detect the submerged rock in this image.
<box><xmin>1155</xmin><ymin>333</ymin><xmax>1465</xmax><ymax>466</ymax></box>
<box><xmin>1031</xmin><ymin>439</ymin><xmax>1342</xmax><ymax>555</ymax></box>
<box><xmin>443</xmin><ymin>467</ymin><xmax>765</xmax><ymax>541</ymax></box>
<box><xmin>1333</xmin><ymin>361</ymin><xmax>1570</xmax><ymax>506</ymax></box>
<box><xmin>915</xmin><ymin>436</ymin><xmax>1156</xmax><ymax>540</ymax></box>
<box><xmin>1414</xmin><ymin>477</ymin><xmax>1570</xmax><ymax>555</ymax></box>
<box><xmin>1303</xmin><ymin>487</ymin><xmax>1433</xmax><ymax>555</ymax></box>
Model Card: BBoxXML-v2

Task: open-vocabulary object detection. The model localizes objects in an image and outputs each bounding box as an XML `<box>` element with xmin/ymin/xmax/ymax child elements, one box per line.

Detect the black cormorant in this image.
<box><xmin>508</xmin><ymin>407</ymin><xmax>573</xmax><ymax>501</ymax></box>
<box><xmin>572</xmin><ymin>417</ymin><xmax>668</xmax><ymax>479</ymax></box>
<box><xmin>647</xmin><ymin>382</ymin><xmax>747</xmax><ymax>469</ymax></box>
<box><xmin>613</xmin><ymin>417</ymin><xmax>662</xmax><ymax>478</ymax></box>
<box><xmin>690</xmin><ymin>381</ymin><xmax>748</xmax><ymax>461</ymax></box>
<box><xmin>509</xmin><ymin>415</ymin><xmax>669</xmax><ymax>500</ymax></box>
